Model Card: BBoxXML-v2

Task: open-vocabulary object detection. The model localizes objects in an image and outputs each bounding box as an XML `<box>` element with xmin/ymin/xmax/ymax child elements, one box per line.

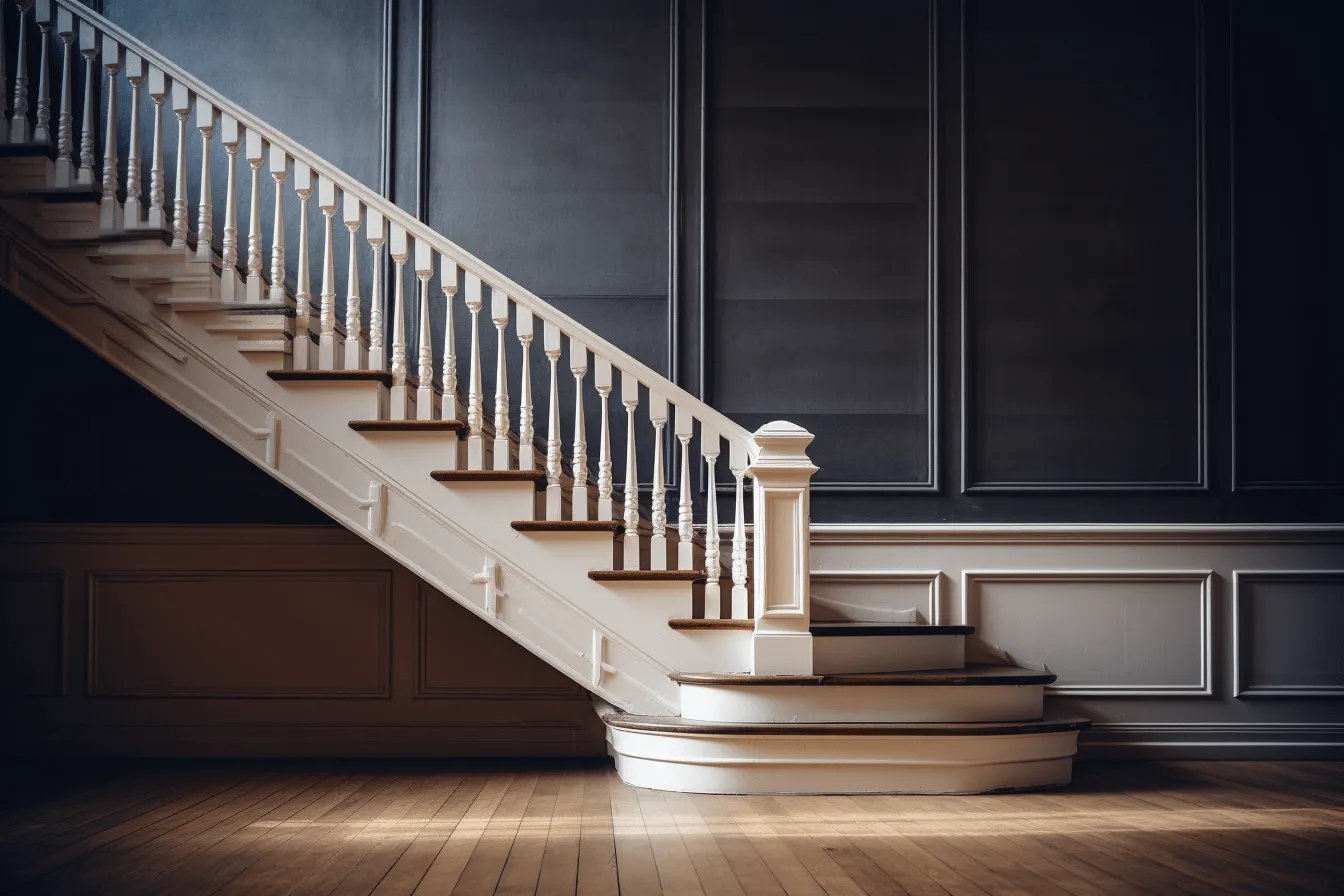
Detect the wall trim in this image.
<box><xmin>1232</xmin><ymin>569</ymin><xmax>1344</xmax><ymax>698</ymax></box>
<box><xmin>807</xmin><ymin>523</ymin><xmax>1344</xmax><ymax>545</ymax></box>
<box><xmin>1078</xmin><ymin>721</ymin><xmax>1344</xmax><ymax>759</ymax></box>
<box><xmin>962</xmin><ymin>569</ymin><xmax>1214</xmax><ymax>696</ymax></box>
<box><xmin>811</xmin><ymin>569</ymin><xmax>944</xmax><ymax>624</ymax></box>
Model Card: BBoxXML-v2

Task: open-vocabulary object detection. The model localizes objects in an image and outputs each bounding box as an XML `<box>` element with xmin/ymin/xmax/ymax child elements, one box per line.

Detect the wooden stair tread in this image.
<box><xmin>590</xmin><ymin>569</ymin><xmax>702</xmax><ymax>582</ymax></box>
<box><xmin>268</xmin><ymin>369</ymin><xmax>393</xmax><ymax>386</ymax></box>
<box><xmin>601</xmin><ymin>711</ymin><xmax>1090</xmax><ymax>737</ymax></box>
<box><xmin>431</xmin><ymin>469</ymin><xmax>547</xmax><ymax>484</ymax></box>
<box><xmin>809</xmin><ymin>623</ymin><xmax>975</xmax><ymax>637</ymax></box>
<box><xmin>350</xmin><ymin>419</ymin><xmax>465</xmax><ymax>432</ymax></box>
<box><xmin>513</xmin><ymin>520</ymin><xmax>624</xmax><ymax>534</ymax></box>
<box><xmin>668</xmin><ymin>619</ymin><xmax>753</xmax><ymax>630</ymax></box>
<box><xmin>669</xmin><ymin>664</ymin><xmax>1056</xmax><ymax>687</ymax></box>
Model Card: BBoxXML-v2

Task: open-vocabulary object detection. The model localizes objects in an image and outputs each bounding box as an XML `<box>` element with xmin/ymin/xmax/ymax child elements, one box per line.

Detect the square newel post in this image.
<box><xmin>747</xmin><ymin>421</ymin><xmax>818</xmax><ymax>675</ymax></box>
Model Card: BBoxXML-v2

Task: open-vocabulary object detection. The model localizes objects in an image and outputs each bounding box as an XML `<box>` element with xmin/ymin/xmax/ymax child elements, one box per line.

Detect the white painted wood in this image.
<box><xmin>677</xmin><ymin>679</ymin><xmax>1038</xmax><ymax>724</ymax></box>
<box><xmin>218</xmin><ymin>114</ymin><xmax>240</xmax><ymax>300</ymax></box>
<box><xmin>621</xmin><ymin>370</ymin><xmax>640</xmax><ymax>569</ymax></box>
<box><xmin>675</xmin><ymin>404</ymin><xmax>694</xmax><ymax>570</ymax></box>
<box><xmin>76</xmin><ymin>20</ymin><xmax>96</xmax><ymax>185</ymax></box>
<box><xmin>33</xmin><ymin>0</ymin><xmax>53</xmax><ymax>146</ymax></box>
<box><xmin>516</xmin><ymin>306</ymin><xmax>535</xmax><ymax>470</ymax></box>
<box><xmin>570</xmin><ymin>339</ymin><xmax>588</xmax><ymax>519</ymax></box>
<box><xmin>439</xmin><ymin>254</ymin><xmax>461</xmax><ymax>421</ymax></box>
<box><xmin>464</xmin><ymin>272</ymin><xmax>485</xmax><ymax>468</ymax></box>
<box><xmin>730</xmin><ymin>439</ymin><xmax>749</xmax><ymax>620</ymax></box>
<box><xmin>268</xmin><ymin>145</ymin><xmax>287</xmax><ymax>303</ymax></box>
<box><xmin>98</xmin><ymin>34</ymin><xmax>121</xmax><ymax>233</ymax></box>
<box><xmin>387</xmin><ymin>222</ymin><xmax>409</xmax><ymax>419</ymax></box>
<box><xmin>122</xmin><ymin>50</ymin><xmax>144</xmax><ymax>225</ymax></box>
<box><xmin>316</xmin><ymin>174</ymin><xmax>341</xmax><ymax>369</ymax></box>
<box><xmin>702</xmin><ymin>427</ymin><xmax>721</xmax><ymax>618</ymax></box>
<box><xmin>244</xmin><ymin>129</ymin><xmax>265</xmax><ymax>302</ymax></box>
<box><xmin>649</xmin><ymin>390</ymin><xmax>669</xmax><ymax>571</ymax></box>
<box><xmin>413</xmin><ymin>239</ymin><xmax>436</xmax><ymax>420</ymax></box>
<box><xmin>811</xmin><ymin>633</ymin><xmax>965</xmax><ymax>675</ymax></box>
<box><xmin>145</xmin><ymin>65</ymin><xmax>166</xmax><ymax>230</ymax></box>
<box><xmin>193</xmin><ymin>96</ymin><xmax>214</xmax><ymax>261</ymax></box>
<box><xmin>9</xmin><ymin>0</ymin><xmax>32</xmax><ymax>144</ymax></box>
<box><xmin>365</xmin><ymin>208</ymin><xmax>385</xmax><ymax>369</ymax></box>
<box><xmin>544</xmin><ymin>319</ymin><xmax>563</xmax><ymax>520</ymax></box>
<box><xmin>595</xmin><ymin>356</ymin><xmax>613</xmax><ymax>520</ymax></box>
<box><xmin>169</xmin><ymin>80</ymin><xmax>189</xmax><ymax>245</ymax></box>
<box><xmin>491</xmin><ymin>289</ymin><xmax>511</xmax><ymax>470</ymax></box>
<box><xmin>291</xmin><ymin>160</ymin><xmax>314</xmax><ymax>368</ymax></box>
<box><xmin>343</xmin><ymin>191</ymin><xmax>365</xmax><ymax>368</ymax></box>
<box><xmin>53</xmin><ymin>7</ymin><xmax>75</xmax><ymax>186</ymax></box>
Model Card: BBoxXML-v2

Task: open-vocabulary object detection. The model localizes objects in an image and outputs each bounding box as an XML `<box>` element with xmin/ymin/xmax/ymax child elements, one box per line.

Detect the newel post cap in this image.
<box><xmin>749</xmin><ymin>420</ymin><xmax>818</xmax><ymax>476</ymax></box>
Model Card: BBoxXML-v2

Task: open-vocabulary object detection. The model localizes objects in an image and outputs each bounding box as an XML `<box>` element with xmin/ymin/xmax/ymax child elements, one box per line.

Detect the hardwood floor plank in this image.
<box><xmin>410</xmin><ymin>773</ymin><xmax>517</xmax><ymax>893</ymax></box>
<box><xmin>635</xmin><ymin>785</ymin><xmax>708</xmax><ymax>895</ymax></box>
<box><xmin>369</xmin><ymin>774</ymin><xmax>487</xmax><ymax>895</ymax></box>
<box><xmin>533</xmin><ymin>769</ymin><xmax>583</xmax><ymax>895</ymax></box>
<box><xmin>449</xmin><ymin>771</ymin><xmax>541</xmax><ymax>895</ymax></box>
<box><xmin>683</xmin><ymin>794</ymin><xmax>786</xmax><ymax>896</ymax></box>
<box><xmin>574</xmin><ymin>768</ymin><xmax>619</xmax><ymax>896</ymax></box>
<box><xmin>741</xmin><ymin>795</ymin><xmax>867</xmax><ymax>896</ymax></box>
<box><xmin>608</xmin><ymin>767</ymin><xmax>663</xmax><ymax>895</ymax></box>
<box><xmin>493</xmin><ymin>770</ymin><xmax>561</xmax><ymax>895</ymax></box>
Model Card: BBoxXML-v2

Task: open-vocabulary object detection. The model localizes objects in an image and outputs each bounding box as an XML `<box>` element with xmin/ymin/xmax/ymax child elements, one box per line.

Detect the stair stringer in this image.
<box><xmin>0</xmin><ymin>212</ymin><xmax>754</xmax><ymax>716</ymax></box>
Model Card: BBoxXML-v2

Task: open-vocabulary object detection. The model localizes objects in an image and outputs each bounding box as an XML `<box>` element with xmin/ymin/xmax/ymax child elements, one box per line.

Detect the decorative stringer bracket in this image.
<box><xmin>356</xmin><ymin>479</ymin><xmax>386</xmax><ymax>536</ymax></box>
<box><xmin>589</xmin><ymin>630</ymin><xmax>616</xmax><ymax>689</ymax></box>
<box><xmin>470</xmin><ymin>555</ymin><xmax>504</xmax><ymax>618</ymax></box>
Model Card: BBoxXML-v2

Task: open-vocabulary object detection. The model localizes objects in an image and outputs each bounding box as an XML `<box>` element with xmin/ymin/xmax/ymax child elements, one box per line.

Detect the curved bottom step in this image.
<box><xmin>603</xmin><ymin>713</ymin><xmax>1089</xmax><ymax>795</ymax></box>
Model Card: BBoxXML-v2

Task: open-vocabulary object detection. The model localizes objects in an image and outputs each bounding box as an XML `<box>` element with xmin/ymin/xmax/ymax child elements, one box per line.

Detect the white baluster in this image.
<box><xmin>194</xmin><ymin>96</ymin><xmax>214</xmax><ymax>261</ymax></box>
<box><xmin>365</xmin><ymin>209</ymin><xmax>385</xmax><ymax>369</ymax></box>
<box><xmin>571</xmin><ymin>340</ymin><xmax>589</xmax><ymax>519</ymax></box>
<box><xmin>122</xmin><ymin>51</ymin><xmax>144</xmax><ymax>225</ymax></box>
<box><xmin>268</xmin><ymin>145</ymin><xmax>287</xmax><ymax>302</ymax></box>
<box><xmin>98</xmin><ymin>34</ymin><xmax>121</xmax><ymax>233</ymax></box>
<box><xmin>676</xmin><ymin>404</ymin><xmax>695</xmax><ymax>570</ymax></box>
<box><xmin>439</xmin><ymin>254</ymin><xmax>461</xmax><ymax>421</ymax></box>
<box><xmin>218</xmin><ymin>114</ymin><xmax>240</xmax><ymax>300</ymax></box>
<box><xmin>245</xmin><ymin>130</ymin><xmax>265</xmax><ymax>302</ymax></box>
<box><xmin>316</xmin><ymin>175</ymin><xmax>341</xmax><ymax>369</ymax></box>
<box><xmin>702</xmin><ymin>428</ymin><xmax>722</xmax><ymax>618</ymax></box>
<box><xmin>388</xmin><ymin>223</ymin><xmax>410</xmax><ymax>419</ymax></box>
<box><xmin>52</xmin><ymin>7</ymin><xmax>74</xmax><ymax>185</ymax></box>
<box><xmin>9</xmin><ymin>0</ymin><xmax>31</xmax><ymax>144</ymax></box>
<box><xmin>492</xmin><ymin>290</ymin><xmax>511</xmax><ymax>470</ymax></box>
<box><xmin>291</xmin><ymin>161</ymin><xmax>314</xmax><ymax>367</ymax></box>
<box><xmin>414</xmin><ymin>238</ymin><xmax>435</xmax><ymax>418</ymax></box>
<box><xmin>621</xmin><ymin>370</ymin><xmax>641</xmax><ymax>569</ymax></box>
<box><xmin>145</xmin><ymin>65</ymin><xmax>166</xmax><ymax>230</ymax></box>
<box><xmin>33</xmin><ymin>0</ymin><xmax>52</xmax><ymax>146</ymax></box>
<box><xmin>544</xmin><ymin>320</ymin><xmax>563</xmax><ymax>520</ymax></box>
<box><xmin>730</xmin><ymin>439</ymin><xmax>749</xmax><ymax>619</ymax></box>
<box><xmin>516</xmin><ymin>306</ymin><xmax>535</xmax><ymax>469</ymax></box>
<box><xmin>343</xmin><ymin>191</ymin><xmax>365</xmax><ymax>367</ymax></box>
<box><xmin>649</xmin><ymin>391</ymin><xmax>669</xmax><ymax>570</ymax></box>
<box><xmin>595</xmin><ymin>356</ymin><xmax>613</xmax><ymax>520</ymax></box>
<box><xmin>169</xmin><ymin>81</ymin><xmax>189</xmax><ymax>246</ymax></box>
<box><xmin>464</xmin><ymin>272</ymin><xmax>485</xmax><ymax>469</ymax></box>
<box><xmin>76</xmin><ymin>20</ymin><xmax>95</xmax><ymax>185</ymax></box>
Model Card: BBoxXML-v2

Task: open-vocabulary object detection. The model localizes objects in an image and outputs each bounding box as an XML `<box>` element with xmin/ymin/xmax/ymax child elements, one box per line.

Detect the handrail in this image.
<box><xmin>55</xmin><ymin>0</ymin><xmax>756</xmax><ymax>455</ymax></box>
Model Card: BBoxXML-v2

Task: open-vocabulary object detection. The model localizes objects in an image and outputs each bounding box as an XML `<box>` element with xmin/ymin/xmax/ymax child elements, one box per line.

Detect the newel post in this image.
<box><xmin>748</xmin><ymin>421</ymin><xmax>817</xmax><ymax>675</ymax></box>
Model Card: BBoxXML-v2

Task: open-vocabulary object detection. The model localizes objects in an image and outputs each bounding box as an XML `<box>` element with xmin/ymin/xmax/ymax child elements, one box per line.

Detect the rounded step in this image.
<box><xmin>811</xmin><ymin>621</ymin><xmax>970</xmax><ymax>675</ymax></box>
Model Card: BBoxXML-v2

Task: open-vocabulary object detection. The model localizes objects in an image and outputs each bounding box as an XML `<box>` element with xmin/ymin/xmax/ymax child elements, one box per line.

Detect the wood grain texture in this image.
<box><xmin>669</xmin><ymin>619</ymin><xmax>753</xmax><ymax>630</ymax></box>
<box><xmin>589</xmin><ymin>570</ymin><xmax>702</xmax><ymax>582</ymax></box>
<box><xmin>511</xmin><ymin>521</ymin><xmax>625</xmax><ymax>534</ymax></box>
<box><xmin>268</xmin><ymin>370</ymin><xmax>394</xmax><ymax>386</ymax></box>
<box><xmin>349</xmin><ymin>420</ymin><xmax>466</xmax><ymax>433</ymax></box>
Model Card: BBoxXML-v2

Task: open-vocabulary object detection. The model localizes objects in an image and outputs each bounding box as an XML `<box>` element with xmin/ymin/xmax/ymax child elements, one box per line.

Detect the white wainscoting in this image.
<box><xmin>1233</xmin><ymin>570</ymin><xmax>1344</xmax><ymax>698</ymax></box>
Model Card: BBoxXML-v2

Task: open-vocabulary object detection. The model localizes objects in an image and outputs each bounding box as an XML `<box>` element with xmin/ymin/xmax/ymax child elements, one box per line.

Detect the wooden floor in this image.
<box><xmin>0</xmin><ymin>760</ymin><xmax>1340</xmax><ymax>895</ymax></box>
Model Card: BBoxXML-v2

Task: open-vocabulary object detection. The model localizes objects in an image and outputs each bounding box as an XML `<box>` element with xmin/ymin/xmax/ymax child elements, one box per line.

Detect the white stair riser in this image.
<box><xmin>679</xmin><ymin>682</ymin><xmax>1044</xmax><ymax>724</ymax></box>
<box><xmin>282</xmin><ymin>380</ymin><xmax>387</xmax><ymax>431</ymax></box>
<box><xmin>610</xmin><ymin>728</ymin><xmax>1079</xmax><ymax>794</ymax></box>
<box><xmin>813</xmin><ymin>633</ymin><xmax>963</xmax><ymax>674</ymax></box>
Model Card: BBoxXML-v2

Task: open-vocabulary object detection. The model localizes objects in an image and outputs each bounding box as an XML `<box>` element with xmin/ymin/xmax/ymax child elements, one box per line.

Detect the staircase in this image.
<box><xmin>0</xmin><ymin>0</ymin><xmax>1087</xmax><ymax>794</ymax></box>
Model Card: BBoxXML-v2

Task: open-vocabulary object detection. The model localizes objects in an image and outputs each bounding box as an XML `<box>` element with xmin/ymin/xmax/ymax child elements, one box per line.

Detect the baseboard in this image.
<box><xmin>1079</xmin><ymin>722</ymin><xmax>1344</xmax><ymax>760</ymax></box>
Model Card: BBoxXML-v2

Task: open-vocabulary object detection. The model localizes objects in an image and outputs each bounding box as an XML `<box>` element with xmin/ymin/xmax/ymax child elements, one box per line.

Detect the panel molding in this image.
<box><xmin>961</xmin><ymin>569</ymin><xmax>1214</xmax><ymax>696</ymax></box>
<box><xmin>958</xmin><ymin>0</ymin><xmax>1210</xmax><ymax>493</ymax></box>
<box><xmin>809</xmin><ymin>523</ymin><xmax>1344</xmax><ymax>545</ymax></box>
<box><xmin>810</xmin><ymin>569</ymin><xmax>944</xmax><ymax>624</ymax></box>
<box><xmin>1232</xmin><ymin>570</ymin><xmax>1344</xmax><ymax>698</ymax></box>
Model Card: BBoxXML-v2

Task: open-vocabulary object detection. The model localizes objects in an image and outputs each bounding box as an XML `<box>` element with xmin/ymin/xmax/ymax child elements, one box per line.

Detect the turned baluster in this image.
<box><xmin>316</xmin><ymin>176</ymin><xmax>340</xmax><ymax>368</ymax></box>
<box><xmin>676</xmin><ymin>405</ymin><xmax>695</xmax><ymax>570</ymax></box>
<box><xmin>439</xmin><ymin>254</ymin><xmax>461</xmax><ymax>422</ymax></box>
<box><xmin>146</xmin><ymin>66</ymin><xmax>166</xmax><ymax>230</ymax></box>
<box><xmin>245</xmin><ymin>130</ymin><xmax>265</xmax><ymax>302</ymax></box>
<box><xmin>9</xmin><ymin>0</ymin><xmax>31</xmax><ymax>144</ymax></box>
<box><xmin>414</xmin><ymin>239</ymin><xmax>435</xmax><ymax>418</ymax></box>
<box><xmin>544</xmin><ymin>320</ymin><xmax>563</xmax><ymax>520</ymax></box>
<box><xmin>98</xmin><ymin>34</ymin><xmax>121</xmax><ymax>233</ymax></box>
<box><xmin>33</xmin><ymin>0</ymin><xmax>52</xmax><ymax>146</ymax></box>
<box><xmin>53</xmin><ymin>7</ymin><xmax>74</xmax><ymax>185</ymax></box>
<box><xmin>595</xmin><ymin>357</ymin><xmax>613</xmax><ymax>520</ymax></box>
<box><xmin>730</xmin><ymin>440</ymin><xmax>749</xmax><ymax>619</ymax></box>
<box><xmin>194</xmin><ymin>97</ymin><xmax>215</xmax><ymax>261</ymax></box>
<box><xmin>516</xmin><ymin>307</ymin><xmax>535</xmax><ymax>469</ymax></box>
<box><xmin>649</xmin><ymin>392</ymin><xmax>669</xmax><ymax>570</ymax></box>
<box><xmin>218</xmin><ymin>114</ymin><xmax>240</xmax><ymax>298</ymax></box>
<box><xmin>291</xmin><ymin>161</ymin><xmax>314</xmax><ymax>367</ymax></box>
<box><xmin>122</xmin><ymin>51</ymin><xmax>144</xmax><ymax>225</ymax></box>
<box><xmin>491</xmin><ymin>290</ymin><xmax>511</xmax><ymax>470</ymax></box>
<box><xmin>343</xmin><ymin>192</ymin><xmax>365</xmax><ymax>367</ymax></box>
<box><xmin>268</xmin><ymin>145</ymin><xmax>287</xmax><ymax>302</ymax></box>
<box><xmin>702</xmin><ymin>428</ymin><xmax>722</xmax><ymax>618</ymax></box>
<box><xmin>621</xmin><ymin>371</ymin><xmax>641</xmax><ymax>569</ymax></box>
<box><xmin>169</xmin><ymin>81</ymin><xmax>190</xmax><ymax>245</ymax></box>
<box><xmin>388</xmin><ymin>223</ymin><xmax>410</xmax><ymax>419</ymax></box>
<box><xmin>570</xmin><ymin>340</ymin><xmax>589</xmax><ymax>520</ymax></box>
<box><xmin>464</xmin><ymin>273</ymin><xmax>485</xmax><ymax>468</ymax></box>
<box><xmin>76</xmin><ymin>20</ymin><xmax>95</xmax><ymax>185</ymax></box>
<box><xmin>365</xmin><ymin>209</ymin><xmax>385</xmax><ymax>369</ymax></box>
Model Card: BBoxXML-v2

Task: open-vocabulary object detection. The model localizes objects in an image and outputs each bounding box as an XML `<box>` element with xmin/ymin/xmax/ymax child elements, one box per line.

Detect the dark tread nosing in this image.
<box><xmin>601</xmin><ymin>712</ymin><xmax>1091</xmax><ymax>737</ymax></box>
<box><xmin>668</xmin><ymin>664</ymin><xmax>1057</xmax><ymax>687</ymax></box>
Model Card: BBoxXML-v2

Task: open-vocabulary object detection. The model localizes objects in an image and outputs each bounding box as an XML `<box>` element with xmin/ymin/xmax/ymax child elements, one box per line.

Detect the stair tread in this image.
<box><xmin>431</xmin><ymin>469</ymin><xmax>547</xmax><ymax>484</ymax></box>
<box><xmin>669</xmin><ymin>664</ymin><xmax>1056</xmax><ymax>687</ymax></box>
<box><xmin>350</xmin><ymin>419</ymin><xmax>465</xmax><ymax>432</ymax></box>
<box><xmin>268</xmin><ymin>369</ymin><xmax>393</xmax><ymax>386</ymax></box>
<box><xmin>602</xmin><ymin>710</ymin><xmax>1090</xmax><ymax>737</ymax></box>
<box><xmin>669</xmin><ymin>619</ymin><xmax>753</xmax><ymax>630</ymax></box>
<box><xmin>809</xmin><ymin>622</ymin><xmax>974</xmax><ymax>636</ymax></box>
<box><xmin>591</xmin><ymin>569</ymin><xmax>702</xmax><ymax>582</ymax></box>
<box><xmin>514</xmin><ymin>520</ymin><xmax>625</xmax><ymax>534</ymax></box>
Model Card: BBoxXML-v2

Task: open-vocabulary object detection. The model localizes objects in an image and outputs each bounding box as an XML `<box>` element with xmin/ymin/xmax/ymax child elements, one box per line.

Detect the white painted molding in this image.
<box><xmin>961</xmin><ymin>569</ymin><xmax>1214</xmax><ymax>697</ymax></box>
<box><xmin>810</xmin><ymin>569</ymin><xmax>943</xmax><ymax>624</ymax></box>
<box><xmin>1232</xmin><ymin>570</ymin><xmax>1344</xmax><ymax>698</ymax></box>
<box><xmin>809</xmin><ymin>523</ymin><xmax>1344</xmax><ymax>545</ymax></box>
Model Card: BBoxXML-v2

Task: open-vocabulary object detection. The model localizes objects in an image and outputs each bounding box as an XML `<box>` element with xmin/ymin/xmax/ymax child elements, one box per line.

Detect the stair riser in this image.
<box><xmin>679</xmin><ymin>682</ymin><xmax>1044</xmax><ymax>724</ymax></box>
<box><xmin>813</xmin><ymin>633</ymin><xmax>964</xmax><ymax>674</ymax></box>
<box><xmin>275</xmin><ymin>380</ymin><xmax>388</xmax><ymax>429</ymax></box>
<box><xmin>610</xmin><ymin>728</ymin><xmax>1079</xmax><ymax>794</ymax></box>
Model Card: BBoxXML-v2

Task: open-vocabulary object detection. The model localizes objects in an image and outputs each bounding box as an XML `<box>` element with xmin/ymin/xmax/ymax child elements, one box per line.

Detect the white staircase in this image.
<box><xmin>0</xmin><ymin>0</ymin><xmax>1087</xmax><ymax>794</ymax></box>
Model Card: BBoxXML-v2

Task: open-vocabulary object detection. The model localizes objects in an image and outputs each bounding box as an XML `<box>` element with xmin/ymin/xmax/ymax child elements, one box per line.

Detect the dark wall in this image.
<box><xmin>71</xmin><ymin>0</ymin><xmax>1343</xmax><ymax>525</ymax></box>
